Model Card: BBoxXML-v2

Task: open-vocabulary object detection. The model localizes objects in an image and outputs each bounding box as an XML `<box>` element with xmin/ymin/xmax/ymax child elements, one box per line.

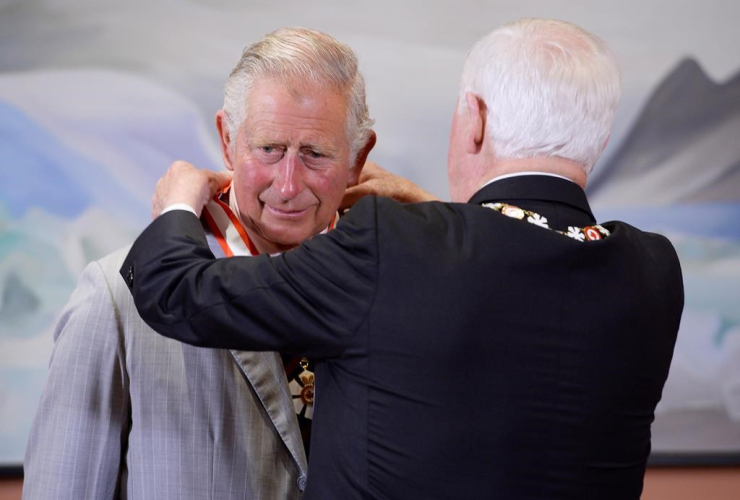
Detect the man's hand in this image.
<box><xmin>340</xmin><ymin>161</ymin><xmax>439</xmax><ymax>211</ymax></box>
<box><xmin>151</xmin><ymin>161</ymin><xmax>233</xmax><ymax>219</ymax></box>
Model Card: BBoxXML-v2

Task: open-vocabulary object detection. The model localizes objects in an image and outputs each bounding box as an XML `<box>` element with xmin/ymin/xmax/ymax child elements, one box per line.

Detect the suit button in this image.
<box><xmin>297</xmin><ymin>475</ymin><xmax>307</xmax><ymax>491</ymax></box>
<box><xmin>126</xmin><ymin>266</ymin><xmax>134</xmax><ymax>286</ymax></box>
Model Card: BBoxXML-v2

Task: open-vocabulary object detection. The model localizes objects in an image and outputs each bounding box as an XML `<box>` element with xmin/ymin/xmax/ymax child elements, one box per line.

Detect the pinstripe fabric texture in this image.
<box><xmin>23</xmin><ymin>243</ymin><xmax>307</xmax><ymax>499</ymax></box>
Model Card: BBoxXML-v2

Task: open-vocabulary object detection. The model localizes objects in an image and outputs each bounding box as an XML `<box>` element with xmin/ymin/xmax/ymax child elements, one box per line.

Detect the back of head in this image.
<box><xmin>223</xmin><ymin>27</ymin><xmax>374</xmax><ymax>162</ymax></box>
<box><xmin>460</xmin><ymin>19</ymin><xmax>621</xmax><ymax>174</ymax></box>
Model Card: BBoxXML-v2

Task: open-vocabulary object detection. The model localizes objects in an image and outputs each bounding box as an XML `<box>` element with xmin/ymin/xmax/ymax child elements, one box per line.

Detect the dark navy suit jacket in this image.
<box><xmin>122</xmin><ymin>175</ymin><xmax>683</xmax><ymax>499</ymax></box>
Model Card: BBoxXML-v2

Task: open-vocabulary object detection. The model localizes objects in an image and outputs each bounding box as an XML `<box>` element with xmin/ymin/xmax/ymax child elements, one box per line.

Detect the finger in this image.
<box><xmin>151</xmin><ymin>192</ymin><xmax>159</xmax><ymax>220</ymax></box>
<box><xmin>205</xmin><ymin>170</ymin><xmax>233</xmax><ymax>198</ymax></box>
<box><xmin>212</xmin><ymin>170</ymin><xmax>234</xmax><ymax>190</ymax></box>
<box><xmin>360</xmin><ymin>161</ymin><xmax>387</xmax><ymax>178</ymax></box>
<box><xmin>339</xmin><ymin>185</ymin><xmax>373</xmax><ymax>211</ymax></box>
<box><xmin>170</xmin><ymin>160</ymin><xmax>195</xmax><ymax>173</ymax></box>
<box><xmin>152</xmin><ymin>177</ymin><xmax>164</xmax><ymax>219</ymax></box>
<box><xmin>363</xmin><ymin>160</ymin><xmax>382</xmax><ymax>171</ymax></box>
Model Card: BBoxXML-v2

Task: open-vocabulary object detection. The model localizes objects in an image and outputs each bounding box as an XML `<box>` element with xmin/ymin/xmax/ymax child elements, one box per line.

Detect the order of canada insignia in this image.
<box><xmin>289</xmin><ymin>359</ymin><xmax>315</xmax><ymax>419</ymax></box>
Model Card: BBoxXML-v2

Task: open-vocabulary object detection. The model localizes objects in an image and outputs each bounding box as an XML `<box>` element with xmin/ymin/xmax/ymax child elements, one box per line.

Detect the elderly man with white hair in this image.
<box><xmin>24</xmin><ymin>27</ymin><xmax>375</xmax><ymax>500</ymax></box>
<box><xmin>123</xmin><ymin>19</ymin><xmax>683</xmax><ymax>499</ymax></box>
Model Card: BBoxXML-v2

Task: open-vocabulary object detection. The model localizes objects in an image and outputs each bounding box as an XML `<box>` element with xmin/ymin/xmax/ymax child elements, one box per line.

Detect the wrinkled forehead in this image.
<box><xmin>248</xmin><ymin>75</ymin><xmax>349</xmax><ymax>113</ymax></box>
<box><xmin>243</xmin><ymin>78</ymin><xmax>351</xmax><ymax>145</ymax></box>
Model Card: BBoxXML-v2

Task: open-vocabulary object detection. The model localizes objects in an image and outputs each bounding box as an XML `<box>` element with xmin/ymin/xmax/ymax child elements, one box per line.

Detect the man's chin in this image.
<box><xmin>259</xmin><ymin>228</ymin><xmax>317</xmax><ymax>252</ymax></box>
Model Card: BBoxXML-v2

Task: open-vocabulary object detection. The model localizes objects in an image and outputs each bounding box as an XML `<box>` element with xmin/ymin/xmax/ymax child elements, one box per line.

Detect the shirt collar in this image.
<box><xmin>468</xmin><ymin>173</ymin><xmax>594</xmax><ymax>221</ymax></box>
<box><xmin>480</xmin><ymin>171</ymin><xmax>574</xmax><ymax>189</ymax></box>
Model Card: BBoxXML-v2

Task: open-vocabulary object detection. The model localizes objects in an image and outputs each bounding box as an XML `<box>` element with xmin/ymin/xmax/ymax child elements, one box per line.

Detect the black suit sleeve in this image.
<box><xmin>120</xmin><ymin>199</ymin><xmax>379</xmax><ymax>359</ymax></box>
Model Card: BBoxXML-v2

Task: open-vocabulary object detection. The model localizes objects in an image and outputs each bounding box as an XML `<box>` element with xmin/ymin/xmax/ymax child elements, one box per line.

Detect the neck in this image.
<box><xmin>480</xmin><ymin>157</ymin><xmax>587</xmax><ymax>189</ymax></box>
<box><xmin>248</xmin><ymin>232</ymin><xmax>296</xmax><ymax>256</ymax></box>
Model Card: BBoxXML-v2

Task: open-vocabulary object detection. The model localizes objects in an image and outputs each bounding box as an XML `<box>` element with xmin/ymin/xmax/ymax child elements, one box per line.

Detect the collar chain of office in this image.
<box><xmin>481</xmin><ymin>202</ymin><xmax>610</xmax><ymax>242</ymax></box>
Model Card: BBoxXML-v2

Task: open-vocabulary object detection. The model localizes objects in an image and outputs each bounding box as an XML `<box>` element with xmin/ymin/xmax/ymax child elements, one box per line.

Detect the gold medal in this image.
<box><xmin>290</xmin><ymin>358</ymin><xmax>315</xmax><ymax>419</ymax></box>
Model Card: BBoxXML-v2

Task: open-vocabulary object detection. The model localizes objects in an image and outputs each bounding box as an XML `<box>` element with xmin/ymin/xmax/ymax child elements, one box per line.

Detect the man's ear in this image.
<box><xmin>215</xmin><ymin>109</ymin><xmax>235</xmax><ymax>172</ymax></box>
<box><xmin>464</xmin><ymin>92</ymin><xmax>485</xmax><ymax>155</ymax></box>
<box><xmin>348</xmin><ymin>131</ymin><xmax>377</xmax><ymax>186</ymax></box>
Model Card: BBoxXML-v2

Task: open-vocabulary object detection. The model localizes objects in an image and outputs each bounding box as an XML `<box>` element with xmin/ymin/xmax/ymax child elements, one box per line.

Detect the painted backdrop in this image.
<box><xmin>1</xmin><ymin>0</ymin><xmax>738</xmax><ymax>466</ymax></box>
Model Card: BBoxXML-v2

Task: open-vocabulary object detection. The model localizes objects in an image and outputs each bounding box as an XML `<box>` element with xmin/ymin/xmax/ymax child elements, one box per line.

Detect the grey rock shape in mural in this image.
<box><xmin>588</xmin><ymin>58</ymin><xmax>740</xmax><ymax>207</ymax></box>
<box><xmin>0</xmin><ymin>273</ymin><xmax>40</xmax><ymax>324</ymax></box>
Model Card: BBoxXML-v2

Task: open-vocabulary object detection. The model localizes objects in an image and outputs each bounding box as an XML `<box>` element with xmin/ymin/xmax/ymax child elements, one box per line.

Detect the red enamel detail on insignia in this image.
<box><xmin>300</xmin><ymin>384</ymin><xmax>314</xmax><ymax>406</ymax></box>
<box><xmin>584</xmin><ymin>227</ymin><xmax>602</xmax><ymax>241</ymax></box>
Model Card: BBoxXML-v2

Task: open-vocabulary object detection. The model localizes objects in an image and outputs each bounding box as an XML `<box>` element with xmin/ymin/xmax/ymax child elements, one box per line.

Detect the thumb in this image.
<box><xmin>206</xmin><ymin>170</ymin><xmax>234</xmax><ymax>197</ymax></box>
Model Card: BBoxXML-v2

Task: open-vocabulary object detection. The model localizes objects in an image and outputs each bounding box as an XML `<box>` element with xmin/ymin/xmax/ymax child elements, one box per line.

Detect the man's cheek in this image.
<box><xmin>243</xmin><ymin>173</ymin><xmax>272</xmax><ymax>196</ymax></box>
<box><xmin>316</xmin><ymin>173</ymin><xmax>348</xmax><ymax>200</ymax></box>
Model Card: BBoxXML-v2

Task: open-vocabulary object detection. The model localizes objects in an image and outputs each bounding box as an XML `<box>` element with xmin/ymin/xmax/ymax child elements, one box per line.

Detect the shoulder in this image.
<box><xmin>83</xmin><ymin>245</ymin><xmax>135</xmax><ymax>302</ymax></box>
<box><xmin>607</xmin><ymin>221</ymin><xmax>680</xmax><ymax>262</ymax></box>
<box><xmin>94</xmin><ymin>245</ymin><xmax>133</xmax><ymax>282</ymax></box>
<box><xmin>602</xmin><ymin>220</ymin><xmax>684</xmax><ymax>294</ymax></box>
<box><xmin>53</xmin><ymin>245</ymin><xmax>135</xmax><ymax>344</ymax></box>
<box><xmin>344</xmin><ymin>196</ymin><xmax>464</xmax><ymax>230</ymax></box>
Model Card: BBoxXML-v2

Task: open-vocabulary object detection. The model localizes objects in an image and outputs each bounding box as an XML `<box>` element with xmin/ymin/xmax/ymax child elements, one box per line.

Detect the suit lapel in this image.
<box><xmin>229</xmin><ymin>350</ymin><xmax>308</xmax><ymax>473</ymax></box>
<box><xmin>203</xmin><ymin>220</ymin><xmax>309</xmax><ymax>476</ymax></box>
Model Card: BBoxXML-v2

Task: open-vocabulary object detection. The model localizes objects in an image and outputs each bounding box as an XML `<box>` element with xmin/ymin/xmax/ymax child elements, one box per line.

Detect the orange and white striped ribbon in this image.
<box><xmin>201</xmin><ymin>183</ymin><xmax>340</xmax><ymax>257</ymax></box>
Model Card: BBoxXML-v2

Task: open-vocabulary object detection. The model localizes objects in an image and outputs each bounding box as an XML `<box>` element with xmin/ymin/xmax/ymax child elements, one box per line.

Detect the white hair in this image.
<box><xmin>223</xmin><ymin>27</ymin><xmax>374</xmax><ymax>163</ymax></box>
<box><xmin>459</xmin><ymin>18</ymin><xmax>621</xmax><ymax>173</ymax></box>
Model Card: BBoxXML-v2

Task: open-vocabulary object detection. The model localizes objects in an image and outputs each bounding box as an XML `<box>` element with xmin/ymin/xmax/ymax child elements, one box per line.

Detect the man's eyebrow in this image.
<box><xmin>247</xmin><ymin>136</ymin><xmax>283</xmax><ymax>147</ymax></box>
<box><xmin>301</xmin><ymin>142</ymin><xmax>340</xmax><ymax>156</ymax></box>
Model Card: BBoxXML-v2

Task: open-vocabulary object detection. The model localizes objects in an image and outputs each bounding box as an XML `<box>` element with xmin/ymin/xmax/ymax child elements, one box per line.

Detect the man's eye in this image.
<box><xmin>261</xmin><ymin>146</ymin><xmax>275</xmax><ymax>153</ymax></box>
<box><xmin>302</xmin><ymin>149</ymin><xmax>323</xmax><ymax>159</ymax></box>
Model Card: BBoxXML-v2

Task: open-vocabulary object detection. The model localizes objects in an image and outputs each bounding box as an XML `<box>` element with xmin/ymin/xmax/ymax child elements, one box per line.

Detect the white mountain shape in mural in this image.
<box><xmin>0</xmin><ymin>206</ymin><xmax>134</xmax><ymax>345</ymax></box>
<box><xmin>60</xmin><ymin>206</ymin><xmax>138</xmax><ymax>277</ymax></box>
<box><xmin>589</xmin><ymin>58</ymin><xmax>740</xmax><ymax>206</ymax></box>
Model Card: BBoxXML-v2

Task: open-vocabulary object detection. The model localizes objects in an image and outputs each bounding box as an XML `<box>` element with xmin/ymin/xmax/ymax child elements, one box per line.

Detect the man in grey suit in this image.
<box><xmin>23</xmin><ymin>27</ymin><xmax>376</xmax><ymax>499</ymax></box>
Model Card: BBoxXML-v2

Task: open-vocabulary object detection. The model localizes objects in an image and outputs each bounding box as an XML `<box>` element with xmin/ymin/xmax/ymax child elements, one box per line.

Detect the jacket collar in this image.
<box><xmin>467</xmin><ymin>174</ymin><xmax>594</xmax><ymax>219</ymax></box>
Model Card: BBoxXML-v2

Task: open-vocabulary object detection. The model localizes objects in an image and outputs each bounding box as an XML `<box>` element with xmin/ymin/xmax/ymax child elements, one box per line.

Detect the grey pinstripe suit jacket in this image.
<box><xmin>23</xmin><ymin>239</ymin><xmax>308</xmax><ymax>499</ymax></box>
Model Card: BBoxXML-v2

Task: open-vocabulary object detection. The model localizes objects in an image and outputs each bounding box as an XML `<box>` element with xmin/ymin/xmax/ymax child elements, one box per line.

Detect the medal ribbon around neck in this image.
<box><xmin>202</xmin><ymin>184</ymin><xmax>339</xmax><ymax>257</ymax></box>
<box><xmin>201</xmin><ymin>183</ymin><xmax>338</xmax><ymax>420</ymax></box>
<box><xmin>481</xmin><ymin>202</ymin><xmax>610</xmax><ymax>242</ymax></box>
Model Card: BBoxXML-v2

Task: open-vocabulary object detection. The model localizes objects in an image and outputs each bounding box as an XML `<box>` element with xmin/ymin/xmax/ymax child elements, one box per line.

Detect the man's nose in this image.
<box><xmin>276</xmin><ymin>153</ymin><xmax>303</xmax><ymax>200</ymax></box>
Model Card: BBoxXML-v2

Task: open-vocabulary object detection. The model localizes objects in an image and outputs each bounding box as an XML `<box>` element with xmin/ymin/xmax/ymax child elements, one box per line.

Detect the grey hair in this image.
<box><xmin>223</xmin><ymin>27</ymin><xmax>374</xmax><ymax>163</ymax></box>
<box><xmin>459</xmin><ymin>18</ymin><xmax>621</xmax><ymax>174</ymax></box>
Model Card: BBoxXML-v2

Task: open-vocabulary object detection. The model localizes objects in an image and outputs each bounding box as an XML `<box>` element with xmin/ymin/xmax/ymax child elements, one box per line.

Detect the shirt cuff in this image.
<box><xmin>161</xmin><ymin>203</ymin><xmax>198</xmax><ymax>216</ymax></box>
